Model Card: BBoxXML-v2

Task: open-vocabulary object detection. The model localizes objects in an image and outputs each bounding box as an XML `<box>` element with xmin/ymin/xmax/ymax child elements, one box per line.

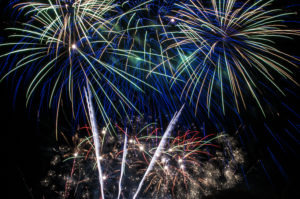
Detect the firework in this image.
<box><xmin>41</xmin><ymin>116</ymin><xmax>245</xmax><ymax>199</ymax></box>
<box><xmin>0</xmin><ymin>1</ymin><xmax>299</xmax><ymax>197</ymax></box>
<box><xmin>164</xmin><ymin>0</ymin><xmax>300</xmax><ymax>116</ymax></box>
<box><xmin>117</xmin><ymin>129</ymin><xmax>128</xmax><ymax>199</ymax></box>
<box><xmin>0</xmin><ymin>0</ymin><xmax>161</xmax><ymax>135</ymax></box>
<box><xmin>133</xmin><ymin>104</ymin><xmax>184</xmax><ymax>199</ymax></box>
<box><xmin>84</xmin><ymin>84</ymin><xmax>105</xmax><ymax>199</ymax></box>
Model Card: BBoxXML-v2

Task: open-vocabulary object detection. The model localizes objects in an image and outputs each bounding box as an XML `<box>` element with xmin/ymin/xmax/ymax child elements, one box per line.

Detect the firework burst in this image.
<box><xmin>0</xmin><ymin>0</ymin><xmax>162</xmax><ymax>134</ymax></box>
<box><xmin>164</xmin><ymin>0</ymin><xmax>300</xmax><ymax>116</ymax></box>
<box><xmin>41</xmin><ymin>116</ymin><xmax>245</xmax><ymax>199</ymax></box>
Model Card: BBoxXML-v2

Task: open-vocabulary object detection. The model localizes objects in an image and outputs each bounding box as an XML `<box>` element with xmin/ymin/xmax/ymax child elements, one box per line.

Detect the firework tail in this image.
<box><xmin>118</xmin><ymin>130</ymin><xmax>128</xmax><ymax>199</ymax></box>
<box><xmin>133</xmin><ymin>104</ymin><xmax>185</xmax><ymax>199</ymax></box>
<box><xmin>84</xmin><ymin>84</ymin><xmax>105</xmax><ymax>199</ymax></box>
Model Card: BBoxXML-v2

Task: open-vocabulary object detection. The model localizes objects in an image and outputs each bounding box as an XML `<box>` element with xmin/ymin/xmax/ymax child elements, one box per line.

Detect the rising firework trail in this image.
<box><xmin>118</xmin><ymin>130</ymin><xmax>128</xmax><ymax>199</ymax></box>
<box><xmin>84</xmin><ymin>84</ymin><xmax>105</xmax><ymax>199</ymax></box>
<box><xmin>133</xmin><ymin>104</ymin><xmax>185</xmax><ymax>199</ymax></box>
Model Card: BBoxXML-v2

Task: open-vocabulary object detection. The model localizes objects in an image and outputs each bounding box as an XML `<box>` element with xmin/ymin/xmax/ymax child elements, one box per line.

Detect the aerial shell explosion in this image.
<box><xmin>41</xmin><ymin>116</ymin><xmax>245</xmax><ymax>199</ymax></box>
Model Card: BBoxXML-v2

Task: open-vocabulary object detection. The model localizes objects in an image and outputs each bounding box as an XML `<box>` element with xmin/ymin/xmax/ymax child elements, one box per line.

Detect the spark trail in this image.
<box><xmin>133</xmin><ymin>104</ymin><xmax>185</xmax><ymax>199</ymax></box>
<box><xmin>84</xmin><ymin>84</ymin><xmax>105</xmax><ymax>199</ymax></box>
<box><xmin>118</xmin><ymin>130</ymin><xmax>128</xmax><ymax>199</ymax></box>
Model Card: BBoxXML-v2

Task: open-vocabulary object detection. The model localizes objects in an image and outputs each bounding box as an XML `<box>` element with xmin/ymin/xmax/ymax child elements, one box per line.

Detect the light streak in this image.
<box><xmin>84</xmin><ymin>84</ymin><xmax>105</xmax><ymax>199</ymax></box>
<box><xmin>117</xmin><ymin>130</ymin><xmax>128</xmax><ymax>199</ymax></box>
<box><xmin>133</xmin><ymin>104</ymin><xmax>185</xmax><ymax>199</ymax></box>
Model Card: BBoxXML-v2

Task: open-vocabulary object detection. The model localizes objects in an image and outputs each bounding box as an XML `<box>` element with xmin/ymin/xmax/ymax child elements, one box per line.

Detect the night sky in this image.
<box><xmin>1</xmin><ymin>0</ymin><xmax>300</xmax><ymax>198</ymax></box>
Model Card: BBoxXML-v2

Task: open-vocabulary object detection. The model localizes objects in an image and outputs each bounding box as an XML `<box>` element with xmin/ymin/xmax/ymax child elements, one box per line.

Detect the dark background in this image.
<box><xmin>0</xmin><ymin>0</ymin><xmax>300</xmax><ymax>198</ymax></box>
